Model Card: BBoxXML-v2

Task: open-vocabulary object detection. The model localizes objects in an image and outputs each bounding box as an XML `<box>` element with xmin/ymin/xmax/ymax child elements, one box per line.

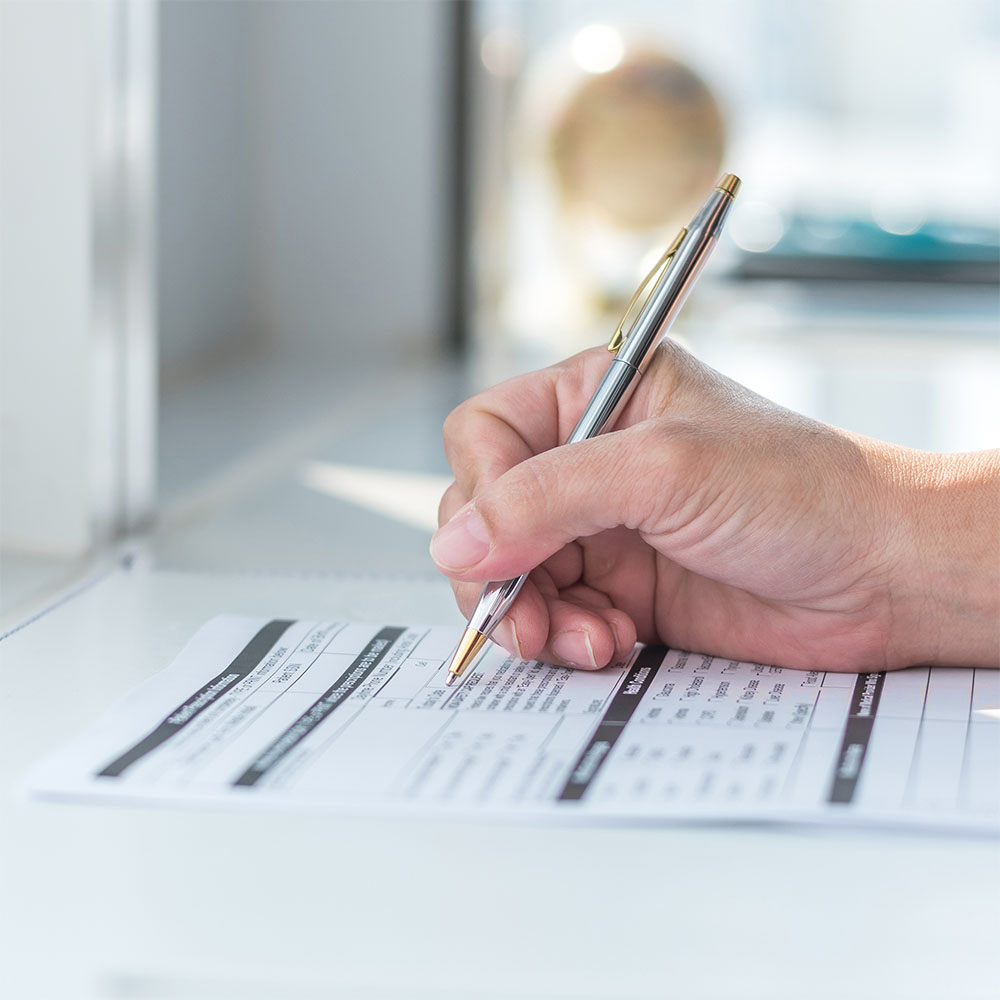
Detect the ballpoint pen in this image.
<box><xmin>444</xmin><ymin>173</ymin><xmax>742</xmax><ymax>686</ymax></box>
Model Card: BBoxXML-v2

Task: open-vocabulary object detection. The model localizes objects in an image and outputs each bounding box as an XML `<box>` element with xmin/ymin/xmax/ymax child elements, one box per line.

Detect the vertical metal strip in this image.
<box><xmin>89</xmin><ymin>0</ymin><xmax>124</xmax><ymax>547</ymax></box>
<box><xmin>119</xmin><ymin>0</ymin><xmax>158</xmax><ymax>533</ymax></box>
<box><xmin>89</xmin><ymin>0</ymin><xmax>158</xmax><ymax>544</ymax></box>
<box><xmin>446</xmin><ymin>0</ymin><xmax>472</xmax><ymax>356</ymax></box>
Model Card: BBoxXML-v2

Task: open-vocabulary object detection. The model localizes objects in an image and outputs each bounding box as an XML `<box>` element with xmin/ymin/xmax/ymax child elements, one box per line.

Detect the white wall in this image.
<box><xmin>1</xmin><ymin>0</ymin><xmax>451</xmax><ymax>552</ymax></box>
<box><xmin>0</xmin><ymin>1</ymin><xmax>95</xmax><ymax>553</ymax></box>
<box><xmin>1</xmin><ymin>0</ymin><xmax>156</xmax><ymax>556</ymax></box>
<box><xmin>250</xmin><ymin>0</ymin><xmax>450</xmax><ymax>361</ymax></box>
<box><xmin>158</xmin><ymin>0</ymin><xmax>451</xmax><ymax>375</ymax></box>
<box><xmin>157</xmin><ymin>0</ymin><xmax>256</xmax><ymax>376</ymax></box>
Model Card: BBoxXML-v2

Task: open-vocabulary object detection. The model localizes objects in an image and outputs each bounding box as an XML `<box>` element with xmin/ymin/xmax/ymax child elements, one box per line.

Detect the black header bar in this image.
<box><xmin>828</xmin><ymin>671</ymin><xmax>886</xmax><ymax>804</ymax></box>
<box><xmin>557</xmin><ymin>645</ymin><xmax>665</xmax><ymax>802</ymax></box>
<box><xmin>233</xmin><ymin>626</ymin><xmax>405</xmax><ymax>787</ymax></box>
<box><xmin>97</xmin><ymin>619</ymin><xmax>296</xmax><ymax>779</ymax></box>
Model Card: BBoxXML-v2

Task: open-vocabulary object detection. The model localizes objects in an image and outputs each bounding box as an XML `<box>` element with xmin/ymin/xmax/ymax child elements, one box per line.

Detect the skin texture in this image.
<box><xmin>431</xmin><ymin>342</ymin><xmax>1000</xmax><ymax>673</ymax></box>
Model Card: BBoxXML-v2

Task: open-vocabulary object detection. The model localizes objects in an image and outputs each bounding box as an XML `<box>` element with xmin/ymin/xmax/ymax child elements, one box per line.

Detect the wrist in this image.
<box><xmin>886</xmin><ymin>448</ymin><xmax>1000</xmax><ymax>667</ymax></box>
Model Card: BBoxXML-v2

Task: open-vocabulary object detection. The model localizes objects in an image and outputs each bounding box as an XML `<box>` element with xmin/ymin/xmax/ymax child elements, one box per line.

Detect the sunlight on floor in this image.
<box><xmin>298</xmin><ymin>461</ymin><xmax>453</xmax><ymax>533</ymax></box>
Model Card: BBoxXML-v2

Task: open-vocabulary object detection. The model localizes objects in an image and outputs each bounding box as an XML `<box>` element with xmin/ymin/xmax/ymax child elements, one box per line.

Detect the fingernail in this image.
<box><xmin>494</xmin><ymin>619</ymin><xmax>523</xmax><ymax>660</ymax></box>
<box><xmin>430</xmin><ymin>507</ymin><xmax>491</xmax><ymax>570</ymax></box>
<box><xmin>552</xmin><ymin>630</ymin><xmax>597</xmax><ymax>668</ymax></box>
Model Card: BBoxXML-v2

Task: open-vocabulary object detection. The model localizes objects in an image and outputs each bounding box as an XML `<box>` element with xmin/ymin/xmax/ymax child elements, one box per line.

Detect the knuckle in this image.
<box><xmin>442</xmin><ymin>399</ymin><xmax>475</xmax><ymax>454</ymax></box>
<box><xmin>518</xmin><ymin>458</ymin><xmax>558</xmax><ymax>518</ymax></box>
<box><xmin>486</xmin><ymin>461</ymin><xmax>536</xmax><ymax>519</ymax></box>
<box><xmin>622</xmin><ymin>420</ymin><xmax>708</xmax><ymax>530</ymax></box>
<box><xmin>640</xmin><ymin>339</ymin><xmax>710</xmax><ymax>417</ymax></box>
<box><xmin>477</xmin><ymin>455</ymin><xmax>556</xmax><ymax>540</ymax></box>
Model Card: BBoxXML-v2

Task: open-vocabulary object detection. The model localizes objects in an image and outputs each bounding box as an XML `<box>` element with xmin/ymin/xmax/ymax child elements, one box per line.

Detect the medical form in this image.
<box><xmin>25</xmin><ymin>616</ymin><xmax>1000</xmax><ymax>831</ymax></box>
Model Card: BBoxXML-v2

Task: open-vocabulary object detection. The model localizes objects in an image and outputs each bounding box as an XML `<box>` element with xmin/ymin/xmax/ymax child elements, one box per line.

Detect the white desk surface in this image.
<box><xmin>1</xmin><ymin>565</ymin><xmax>997</xmax><ymax>1000</ymax></box>
<box><xmin>3</xmin><ymin>307</ymin><xmax>999</xmax><ymax>998</ymax></box>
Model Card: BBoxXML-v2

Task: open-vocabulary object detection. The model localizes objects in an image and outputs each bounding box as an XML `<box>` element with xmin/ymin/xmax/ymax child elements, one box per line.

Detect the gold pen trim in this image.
<box><xmin>607</xmin><ymin>226</ymin><xmax>688</xmax><ymax>353</ymax></box>
<box><xmin>444</xmin><ymin>626</ymin><xmax>489</xmax><ymax>686</ymax></box>
<box><xmin>716</xmin><ymin>172</ymin><xmax>741</xmax><ymax>197</ymax></box>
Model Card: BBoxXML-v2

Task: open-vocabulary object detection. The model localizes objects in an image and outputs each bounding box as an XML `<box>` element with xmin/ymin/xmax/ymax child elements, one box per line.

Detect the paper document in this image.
<box><xmin>26</xmin><ymin>616</ymin><xmax>999</xmax><ymax>831</ymax></box>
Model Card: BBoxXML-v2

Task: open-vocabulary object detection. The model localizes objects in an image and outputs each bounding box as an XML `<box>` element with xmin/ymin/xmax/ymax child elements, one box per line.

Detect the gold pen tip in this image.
<box><xmin>444</xmin><ymin>626</ymin><xmax>488</xmax><ymax>686</ymax></box>
<box><xmin>717</xmin><ymin>173</ymin><xmax>741</xmax><ymax>197</ymax></box>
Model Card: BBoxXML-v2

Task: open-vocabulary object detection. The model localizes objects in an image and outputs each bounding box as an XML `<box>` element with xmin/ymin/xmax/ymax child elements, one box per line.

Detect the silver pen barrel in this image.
<box><xmin>617</xmin><ymin>176</ymin><xmax>739</xmax><ymax>374</ymax></box>
<box><xmin>444</xmin><ymin>174</ymin><xmax>740</xmax><ymax>685</ymax></box>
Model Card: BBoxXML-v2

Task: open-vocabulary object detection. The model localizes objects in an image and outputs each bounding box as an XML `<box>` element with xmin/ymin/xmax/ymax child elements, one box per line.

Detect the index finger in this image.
<box><xmin>442</xmin><ymin>343</ymin><xmax>689</xmax><ymax>502</ymax></box>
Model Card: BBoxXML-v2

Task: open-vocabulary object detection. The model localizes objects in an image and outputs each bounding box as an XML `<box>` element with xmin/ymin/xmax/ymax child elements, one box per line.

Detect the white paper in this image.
<box><xmin>25</xmin><ymin>615</ymin><xmax>1000</xmax><ymax>831</ymax></box>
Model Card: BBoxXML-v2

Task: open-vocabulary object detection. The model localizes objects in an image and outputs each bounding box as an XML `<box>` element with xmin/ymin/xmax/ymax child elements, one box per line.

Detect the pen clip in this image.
<box><xmin>607</xmin><ymin>227</ymin><xmax>688</xmax><ymax>353</ymax></box>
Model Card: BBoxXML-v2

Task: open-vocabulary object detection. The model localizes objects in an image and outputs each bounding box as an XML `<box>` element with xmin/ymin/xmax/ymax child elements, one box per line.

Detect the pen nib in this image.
<box><xmin>443</xmin><ymin>626</ymin><xmax>488</xmax><ymax>687</ymax></box>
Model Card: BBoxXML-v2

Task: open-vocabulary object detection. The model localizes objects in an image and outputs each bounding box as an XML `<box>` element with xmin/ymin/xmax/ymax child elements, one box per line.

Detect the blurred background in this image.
<box><xmin>1</xmin><ymin>0</ymin><xmax>998</xmax><ymax>619</ymax></box>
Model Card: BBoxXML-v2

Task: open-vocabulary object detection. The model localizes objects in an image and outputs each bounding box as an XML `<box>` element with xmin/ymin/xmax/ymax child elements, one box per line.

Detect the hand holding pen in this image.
<box><xmin>431</xmin><ymin>175</ymin><xmax>1000</xmax><ymax>677</ymax></box>
<box><xmin>439</xmin><ymin>174</ymin><xmax>741</xmax><ymax>683</ymax></box>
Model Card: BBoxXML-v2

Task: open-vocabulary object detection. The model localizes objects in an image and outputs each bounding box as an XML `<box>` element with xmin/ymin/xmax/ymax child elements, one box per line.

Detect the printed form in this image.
<box><xmin>26</xmin><ymin>616</ymin><xmax>1000</xmax><ymax>831</ymax></box>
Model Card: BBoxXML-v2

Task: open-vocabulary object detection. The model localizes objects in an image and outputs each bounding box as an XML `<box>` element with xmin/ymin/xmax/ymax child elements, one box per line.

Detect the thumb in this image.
<box><xmin>429</xmin><ymin>426</ymin><xmax>658</xmax><ymax>582</ymax></box>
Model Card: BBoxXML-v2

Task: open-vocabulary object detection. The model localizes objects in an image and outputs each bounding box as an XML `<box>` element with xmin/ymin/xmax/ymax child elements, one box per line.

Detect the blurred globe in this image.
<box><xmin>548</xmin><ymin>47</ymin><xmax>726</xmax><ymax>230</ymax></box>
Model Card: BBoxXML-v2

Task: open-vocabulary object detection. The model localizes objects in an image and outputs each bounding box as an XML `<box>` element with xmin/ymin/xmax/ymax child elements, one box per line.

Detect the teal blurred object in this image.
<box><xmin>735</xmin><ymin>215</ymin><xmax>999</xmax><ymax>283</ymax></box>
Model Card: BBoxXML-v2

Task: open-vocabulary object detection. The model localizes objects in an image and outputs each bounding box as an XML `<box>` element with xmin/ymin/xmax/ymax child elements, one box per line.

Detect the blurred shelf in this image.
<box><xmin>153</xmin><ymin>349</ymin><xmax>472</xmax><ymax>578</ymax></box>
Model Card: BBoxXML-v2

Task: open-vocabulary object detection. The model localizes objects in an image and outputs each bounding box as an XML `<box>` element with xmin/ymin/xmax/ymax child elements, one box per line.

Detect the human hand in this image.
<box><xmin>431</xmin><ymin>342</ymin><xmax>999</xmax><ymax>672</ymax></box>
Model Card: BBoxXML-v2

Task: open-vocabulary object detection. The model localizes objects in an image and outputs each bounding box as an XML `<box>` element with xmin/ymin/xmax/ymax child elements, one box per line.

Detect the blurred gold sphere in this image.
<box><xmin>549</xmin><ymin>48</ymin><xmax>725</xmax><ymax>230</ymax></box>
